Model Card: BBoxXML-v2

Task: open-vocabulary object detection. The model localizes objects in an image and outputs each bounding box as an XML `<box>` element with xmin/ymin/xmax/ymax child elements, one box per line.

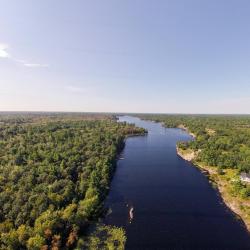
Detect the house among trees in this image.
<box><xmin>240</xmin><ymin>172</ymin><xmax>250</xmax><ymax>183</ymax></box>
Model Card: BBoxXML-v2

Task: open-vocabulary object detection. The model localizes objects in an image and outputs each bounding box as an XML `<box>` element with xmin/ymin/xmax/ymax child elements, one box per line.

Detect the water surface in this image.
<box><xmin>104</xmin><ymin>116</ymin><xmax>250</xmax><ymax>249</ymax></box>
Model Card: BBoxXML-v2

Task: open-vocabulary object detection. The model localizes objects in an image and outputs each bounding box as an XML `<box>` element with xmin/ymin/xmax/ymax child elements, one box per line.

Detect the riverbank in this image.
<box><xmin>80</xmin><ymin>128</ymin><xmax>147</xmax><ymax>249</ymax></box>
<box><xmin>137</xmin><ymin>116</ymin><xmax>250</xmax><ymax>231</ymax></box>
<box><xmin>177</xmin><ymin>146</ymin><xmax>250</xmax><ymax>232</ymax></box>
<box><xmin>125</xmin><ymin>131</ymin><xmax>148</xmax><ymax>138</ymax></box>
<box><xmin>105</xmin><ymin>116</ymin><xmax>250</xmax><ymax>248</ymax></box>
<box><xmin>177</xmin><ymin>124</ymin><xmax>196</xmax><ymax>138</ymax></box>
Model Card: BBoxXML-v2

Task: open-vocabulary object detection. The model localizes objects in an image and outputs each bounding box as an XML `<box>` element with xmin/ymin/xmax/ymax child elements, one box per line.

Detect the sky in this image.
<box><xmin>1</xmin><ymin>0</ymin><xmax>250</xmax><ymax>113</ymax></box>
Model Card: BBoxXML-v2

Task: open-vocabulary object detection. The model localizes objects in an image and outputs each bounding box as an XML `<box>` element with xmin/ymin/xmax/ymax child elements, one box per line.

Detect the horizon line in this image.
<box><xmin>0</xmin><ymin>110</ymin><xmax>250</xmax><ymax>116</ymax></box>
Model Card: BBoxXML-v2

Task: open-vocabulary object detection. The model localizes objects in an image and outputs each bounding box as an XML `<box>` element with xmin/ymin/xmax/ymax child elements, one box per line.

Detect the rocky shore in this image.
<box><xmin>177</xmin><ymin>146</ymin><xmax>250</xmax><ymax>232</ymax></box>
<box><xmin>177</xmin><ymin>124</ymin><xmax>196</xmax><ymax>138</ymax></box>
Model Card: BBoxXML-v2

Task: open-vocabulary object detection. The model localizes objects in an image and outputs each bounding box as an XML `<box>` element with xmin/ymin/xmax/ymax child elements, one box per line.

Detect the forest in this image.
<box><xmin>0</xmin><ymin>113</ymin><xmax>146</xmax><ymax>249</ymax></box>
<box><xmin>137</xmin><ymin>114</ymin><xmax>250</xmax><ymax>197</ymax></box>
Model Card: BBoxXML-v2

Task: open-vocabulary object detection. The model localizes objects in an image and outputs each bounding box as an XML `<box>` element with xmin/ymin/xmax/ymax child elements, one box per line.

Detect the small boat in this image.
<box><xmin>129</xmin><ymin>207</ymin><xmax>134</xmax><ymax>222</ymax></box>
<box><xmin>119</xmin><ymin>157</ymin><xmax>124</xmax><ymax>160</ymax></box>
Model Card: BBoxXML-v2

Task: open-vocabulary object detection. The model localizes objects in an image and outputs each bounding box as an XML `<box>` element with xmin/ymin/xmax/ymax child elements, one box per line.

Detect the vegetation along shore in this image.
<box><xmin>137</xmin><ymin>114</ymin><xmax>250</xmax><ymax>232</ymax></box>
<box><xmin>0</xmin><ymin>113</ymin><xmax>146</xmax><ymax>250</ymax></box>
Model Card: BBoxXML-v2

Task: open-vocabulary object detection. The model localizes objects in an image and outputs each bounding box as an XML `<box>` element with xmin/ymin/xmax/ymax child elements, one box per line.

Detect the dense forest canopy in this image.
<box><xmin>0</xmin><ymin>113</ymin><xmax>145</xmax><ymax>250</ymax></box>
<box><xmin>137</xmin><ymin>114</ymin><xmax>250</xmax><ymax>172</ymax></box>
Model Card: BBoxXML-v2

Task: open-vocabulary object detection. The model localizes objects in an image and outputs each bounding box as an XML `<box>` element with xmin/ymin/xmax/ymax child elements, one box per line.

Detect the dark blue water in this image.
<box><xmin>104</xmin><ymin>116</ymin><xmax>250</xmax><ymax>250</ymax></box>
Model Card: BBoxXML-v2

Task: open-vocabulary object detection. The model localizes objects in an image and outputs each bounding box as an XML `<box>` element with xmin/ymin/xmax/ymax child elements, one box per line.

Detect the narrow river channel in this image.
<box><xmin>104</xmin><ymin>116</ymin><xmax>250</xmax><ymax>249</ymax></box>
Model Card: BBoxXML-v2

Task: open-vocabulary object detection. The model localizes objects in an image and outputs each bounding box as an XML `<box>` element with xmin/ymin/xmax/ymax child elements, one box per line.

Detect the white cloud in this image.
<box><xmin>0</xmin><ymin>43</ymin><xmax>10</xmax><ymax>58</ymax></box>
<box><xmin>23</xmin><ymin>63</ymin><xmax>49</xmax><ymax>68</ymax></box>
<box><xmin>0</xmin><ymin>42</ymin><xmax>48</xmax><ymax>68</ymax></box>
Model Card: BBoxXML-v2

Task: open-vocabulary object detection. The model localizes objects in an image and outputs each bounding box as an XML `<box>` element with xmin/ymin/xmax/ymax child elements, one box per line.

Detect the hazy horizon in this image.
<box><xmin>1</xmin><ymin>0</ymin><xmax>250</xmax><ymax>113</ymax></box>
<box><xmin>1</xmin><ymin>110</ymin><xmax>250</xmax><ymax>116</ymax></box>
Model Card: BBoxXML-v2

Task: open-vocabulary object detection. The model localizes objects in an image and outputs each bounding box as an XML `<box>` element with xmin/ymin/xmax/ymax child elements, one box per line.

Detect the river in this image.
<box><xmin>104</xmin><ymin>116</ymin><xmax>250</xmax><ymax>249</ymax></box>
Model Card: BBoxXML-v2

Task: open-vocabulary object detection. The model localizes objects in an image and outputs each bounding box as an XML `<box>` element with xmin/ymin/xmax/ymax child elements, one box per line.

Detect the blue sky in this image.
<box><xmin>1</xmin><ymin>0</ymin><xmax>250</xmax><ymax>113</ymax></box>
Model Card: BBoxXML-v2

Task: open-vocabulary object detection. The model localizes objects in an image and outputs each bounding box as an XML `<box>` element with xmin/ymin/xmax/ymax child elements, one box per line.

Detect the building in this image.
<box><xmin>240</xmin><ymin>172</ymin><xmax>250</xmax><ymax>183</ymax></box>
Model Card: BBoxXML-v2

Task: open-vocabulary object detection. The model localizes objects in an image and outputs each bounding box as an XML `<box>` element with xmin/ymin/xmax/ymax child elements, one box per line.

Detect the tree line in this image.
<box><xmin>137</xmin><ymin>114</ymin><xmax>250</xmax><ymax>197</ymax></box>
<box><xmin>0</xmin><ymin>113</ymin><xmax>146</xmax><ymax>249</ymax></box>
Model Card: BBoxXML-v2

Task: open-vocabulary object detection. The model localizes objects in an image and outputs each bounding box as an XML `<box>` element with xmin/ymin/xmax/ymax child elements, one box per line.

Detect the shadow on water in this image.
<box><xmin>104</xmin><ymin>116</ymin><xmax>250</xmax><ymax>250</ymax></box>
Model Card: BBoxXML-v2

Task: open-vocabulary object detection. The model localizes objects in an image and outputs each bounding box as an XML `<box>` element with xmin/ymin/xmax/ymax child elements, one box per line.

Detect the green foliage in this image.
<box><xmin>0</xmin><ymin>113</ymin><xmax>145</xmax><ymax>249</ymax></box>
<box><xmin>240</xmin><ymin>186</ymin><xmax>250</xmax><ymax>198</ymax></box>
<box><xmin>137</xmin><ymin>114</ymin><xmax>250</xmax><ymax>201</ymax></box>
<box><xmin>27</xmin><ymin>235</ymin><xmax>46</xmax><ymax>250</ymax></box>
<box><xmin>105</xmin><ymin>226</ymin><xmax>127</xmax><ymax>250</ymax></box>
<box><xmin>138</xmin><ymin>114</ymin><xmax>250</xmax><ymax>173</ymax></box>
<box><xmin>177</xmin><ymin>141</ymin><xmax>189</xmax><ymax>150</ymax></box>
<box><xmin>77</xmin><ymin>224</ymin><xmax>126</xmax><ymax>250</ymax></box>
<box><xmin>230</xmin><ymin>180</ymin><xmax>250</xmax><ymax>198</ymax></box>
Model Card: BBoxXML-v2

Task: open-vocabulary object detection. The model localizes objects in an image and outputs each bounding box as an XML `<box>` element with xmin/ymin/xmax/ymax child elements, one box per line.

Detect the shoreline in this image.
<box><xmin>176</xmin><ymin>146</ymin><xmax>250</xmax><ymax>232</ymax></box>
<box><xmin>119</xmin><ymin>116</ymin><xmax>250</xmax><ymax>233</ymax></box>
<box><xmin>125</xmin><ymin>131</ymin><xmax>148</xmax><ymax>138</ymax></box>
<box><xmin>177</xmin><ymin>124</ymin><xmax>196</xmax><ymax>138</ymax></box>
